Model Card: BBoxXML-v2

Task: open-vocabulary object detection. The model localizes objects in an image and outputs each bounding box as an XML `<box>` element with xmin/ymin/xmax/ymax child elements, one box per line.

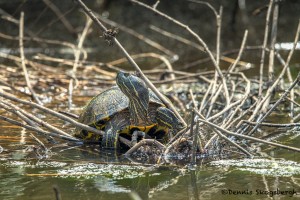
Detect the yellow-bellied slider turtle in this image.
<box><xmin>74</xmin><ymin>71</ymin><xmax>185</xmax><ymax>148</ymax></box>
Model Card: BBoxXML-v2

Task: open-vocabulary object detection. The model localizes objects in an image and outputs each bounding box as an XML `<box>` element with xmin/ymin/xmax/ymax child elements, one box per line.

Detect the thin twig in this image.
<box><xmin>0</xmin><ymin>100</ymin><xmax>74</xmax><ymax>139</ymax></box>
<box><xmin>19</xmin><ymin>12</ymin><xmax>42</xmax><ymax>105</ymax></box>
<box><xmin>1</xmin><ymin>100</ymin><xmax>38</xmax><ymax>127</ymax></box>
<box><xmin>191</xmin><ymin>112</ymin><xmax>197</xmax><ymax>163</ymax></box>
<box><xmin>150</xmin><ymin>25</ymin><xmax>250</xmax><ymax>69</ymax></box>
<box><xmin>130</xmin><ymin>0</ymin><xmax>230</xmax><ymax>106</ymax></box>
<box><xmin>212</xmin><ymin>128</ymin><xmax>253</xmax><ymax>157</ymax></box>
<box><xmin>0</xmin><ymin>115</ymin><xmax>79</xmax><ymax>141</ymax></box>
<box><xmin>199</xmin><ymin>81</ymin><xmax>213</xmax><ymax>113</ymax></box>
<box><xmin>268</xmin><ymin>0</ymin><xmax>279</xmax><ymax>84</ymax></box>
<box><xmin>124</xmin><ymin>139</ymin><xmax>165</xmax><ymax>156</ymax></box>
<box><xmin>0</xmin><ymin>91</ymin><xmax>104</xmax><ymax>136</ymax></box>
<box><xmin>0</xmin><ymin>52</ymin><xmax>60</xmax><ymax>73</ymax></box>
<box><xmin>0</xmin><ymin>31</ymin><xmax>78</xmax><ymax>51</ymax></box>
<box><xmin>193</xmin><ymin>109</ymin><xmax>252</xmax><ymax>157</ymax></box>
<box><xmin>152</xmin><ymin>0</ymin><xmax>160</xmax><ymax>9</ymax></box>
<box><xmin>227</xmin><ymin>30</ymin><xmax>249</xmax><ymax>73</ymax></box>
<box><xmin>105</xmin><ymin>52</ymin><xmax>175</xmax><ymax>81</ymax></box>
<box><xmin>261</xmin><ymin>0</ymin><xmax>279</xmax><ymax>113</ymax></box>
<box><xmin>188</xmin><ymin>89</ymin><xmax>197</xmax><ymax>163</ymax></box>
<box><xmin>72</xmin><ymin>17</ymin><xmax>92</xmax><ymax>76</ymax></box>
<box><xmin>216</xmin><ymin>6</ymin><xmax>223</xmax><ymax>68</ymax></box>
<box><xmin>248</xmin><ymin>20</ymin><xmax>300</xmax><ymax>123</ymax></box>
<box><xmin>68</xmin><ymin>16</ymin><xmax>92</xmax><ymax>109</ymax></box>
<box><xmin>223</xmin><ymin>72</ymin><xmax>251</xmax><ymax>127</ymax></box>
<box><xmin>74</xmin><ymin>0</ymin><xmax>186</xmax><ymax>126</ymax></box>
<box><xmin>162</xmin><ymin>128</ymin><xmax>188</xmax><ymax>157</ymax></box>
<box><xmin>29</xmin><ymin>133</ymin><xmax>47</xmax><ymax>151</ymax></box>
<box><xmin>243</xmin><ymin>120</ymin><xmax>300</xmax><ymax>128</ymax></box>
<box><xmin>275</xmin><ymin>52</ymin><xmax>295</xmax><ymax>119</ymax></box>
<box><xmin>248</xmin><ymin>72</ymin><xmax>300</xmax><ymax>135</ymax></box>
<box><xmin>294</xmin><ymin>113</ymin><xmax>300</xmax><ymax>123</ymax></box>
<box><xmin>35</xmin><ymin>7</ymin><xmax>76</xmax><ymax>37</ymax></box>
<box><xmin>258</xmin><ymin>0</ymin><xmax>274</xmax><ymax>96</ymax></box>
<box><xmin>99</xmin><ymin>16</ymin><xmax>176</xmax><ymax>58</ymax></box>
<box><xmin>149</xmin><ymin>25</ymin><xmax>205</xmax><ymax>52</ymax></box>
<box><xmin>43</xmin><ymin>0</ymin><xmax>76</xmax><ymax>35</ymax></box>
<box><xmin>0</xmin><ymin>8</ymin><xmax>37</xmax><ymax>38</ymax></box>
<box><xmin>198</xmin><ymin>117</ymin><xmax>300</xmax><ymax>152</ymax></box>
<box><xmin>68</xmin><ymin>79</ymin><xmax>73</xmax><ymax>110</ymax></box>
<box><xmin>195</xmin><ymin>120</ymin><xmax>204</xmax><ymax>153</ymax></box>
<box><xmin>53</xmin><ymin>185</ymin><xmax>62</xmax><ymax>200</ymax></box>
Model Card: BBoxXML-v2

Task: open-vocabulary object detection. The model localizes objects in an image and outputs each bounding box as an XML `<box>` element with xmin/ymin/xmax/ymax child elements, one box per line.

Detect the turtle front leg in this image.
<box><xmin>155</xmin><ymin>107</ymin><xmax>186</xmax><ymax>137</ymax></box>
<box><xmin>102</xmin><ymin>120</ymin><xmax>119</xmax><ymax>149</ymax></box>
<box><xmin>131</xmin><ymin>130</ymin><xmax>145</xmax><ymax>146</ymax></box>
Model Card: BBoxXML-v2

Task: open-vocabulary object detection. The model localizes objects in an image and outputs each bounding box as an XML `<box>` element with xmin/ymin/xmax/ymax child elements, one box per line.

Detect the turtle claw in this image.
<box><xmin>131</xmin><ymin>130</ymin><xmax>145</xmax><ymax>146</ymax></box>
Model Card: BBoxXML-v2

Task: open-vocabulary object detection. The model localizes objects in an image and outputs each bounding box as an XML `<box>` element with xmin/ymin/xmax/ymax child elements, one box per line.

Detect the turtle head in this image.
<box><xmin>116</xmin><ymin>71</ymin><xmax>149</xmax><ymax>124</ymax></box>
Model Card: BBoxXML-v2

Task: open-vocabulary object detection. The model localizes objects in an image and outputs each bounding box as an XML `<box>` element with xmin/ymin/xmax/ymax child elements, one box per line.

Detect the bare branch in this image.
<box><xmin>74</xmin><ymin>0</ymin><xmax>186</xmax><ymax>126</ymax></box>
<box><xmin>19</xmin><ymin>12</ymin><xmax>42</xmax><ymax>105</ymax></box>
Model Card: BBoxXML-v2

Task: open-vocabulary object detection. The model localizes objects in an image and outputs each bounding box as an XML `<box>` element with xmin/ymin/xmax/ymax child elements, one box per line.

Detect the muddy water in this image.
<box><xmin>1</xmin><ymin>96</ymin><xmax>300</xmax><ymax>200</ymax></box>
<box><xmin>1</xmin><ymin>1</ymin><xmax>300</xmax><ymax>199</ymax></box>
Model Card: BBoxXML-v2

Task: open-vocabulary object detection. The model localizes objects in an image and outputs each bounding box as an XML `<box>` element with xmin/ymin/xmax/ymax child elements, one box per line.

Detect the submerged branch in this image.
<box><xmin>0</xmin><ymin>91</ymin><xmax>104</xmax><ymax>137</ymax></box>
<box><xmin>125</xmin><ymin>139</ymin><xmax>165</xmax><ymax>156</ymax></box>
<box><xmin>0</xmin><ymin>114</ymin><xmax>79</xmax><ymax>142</ymax></box>
<box><xmin>198</xmin><ymin>117</ymin><xmax>300</xmax><ymax>153</ymax></box>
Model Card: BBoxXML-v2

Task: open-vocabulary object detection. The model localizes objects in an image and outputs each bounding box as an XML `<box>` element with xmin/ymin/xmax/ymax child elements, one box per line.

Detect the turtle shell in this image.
<box><xmin>74</xmin><ymin>86</ymin><xmax>165</xmax><ymax>140</ymax></box>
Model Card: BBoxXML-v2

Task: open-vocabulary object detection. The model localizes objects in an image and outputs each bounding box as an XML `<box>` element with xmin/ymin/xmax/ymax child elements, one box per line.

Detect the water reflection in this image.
<box><xmin>1</xmin><ymin>151</ymin><xmax>300</xmax><ymax>199</ymax></box>
<box><xmin>188</xmin><ymin>170</ymin><xmax>199</xmax><ymax>200</ymax></box>
<box><xmin>211</xmin><ymin>158</ymin><xmax>300</xmax><ymax>177</ymax></box>
<box><xmin>94</xmin><ymin>177</ymin><xmax>131</xmax><ymax>193</ymax></box>
<box><xmin>1</xmin><ymin>103</ymin><xmax>300</xmax><ymax>200</ymax></box>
